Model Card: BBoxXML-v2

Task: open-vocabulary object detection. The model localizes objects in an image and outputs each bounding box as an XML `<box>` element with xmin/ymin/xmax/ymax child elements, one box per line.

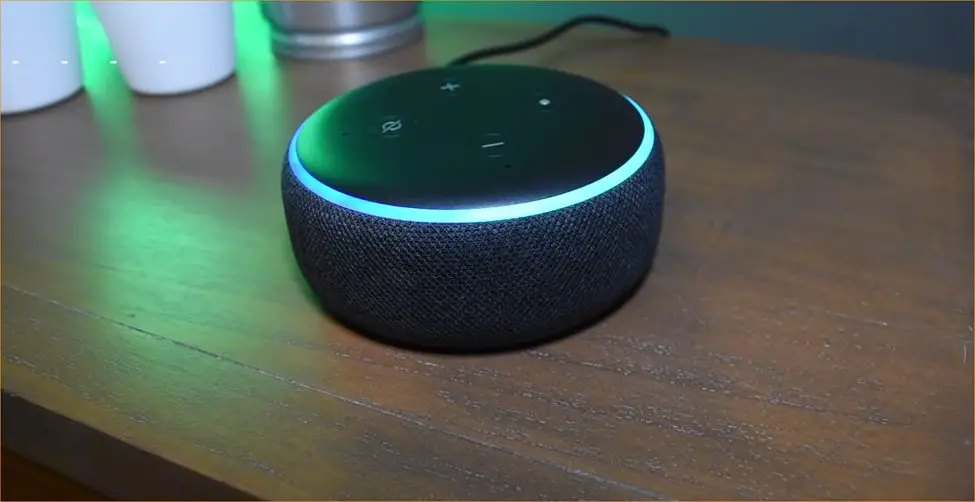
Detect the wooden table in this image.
<box><xmin>3</xmin><ymin>17</ymin><xmax>972</xmax><ymax>501</ymax></box>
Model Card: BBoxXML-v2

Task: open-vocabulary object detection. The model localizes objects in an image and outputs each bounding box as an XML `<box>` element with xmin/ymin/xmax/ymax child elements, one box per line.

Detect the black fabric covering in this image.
<box><xmin>281</xmin><ymin>141</ymin><xmax>665</xmax><ymax>352</ymax></box>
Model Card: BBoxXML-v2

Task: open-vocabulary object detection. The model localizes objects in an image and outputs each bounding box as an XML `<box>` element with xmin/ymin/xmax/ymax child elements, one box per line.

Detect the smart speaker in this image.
<box><xmin>281</xmin><ymin>64</ymin><xmax>665</xmax><ymax>352</ymax></box>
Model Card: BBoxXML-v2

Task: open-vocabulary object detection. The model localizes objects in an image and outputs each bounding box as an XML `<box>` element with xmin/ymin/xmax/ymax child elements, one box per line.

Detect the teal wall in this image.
<box><xmin>423</xmin><ymin>1</ymin><xmax>974</xmax><ymax>73</ymax></box>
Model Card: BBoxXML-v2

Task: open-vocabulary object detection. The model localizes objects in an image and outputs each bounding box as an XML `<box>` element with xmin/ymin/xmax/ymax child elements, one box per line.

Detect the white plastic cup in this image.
<box><xmin>92</xmin><ymin>1</ymin><xmax>237</xmax><ymax>95</ymax></box>
<box><xmin>1</xmin><ymin>1</ymin><xmax>84</xmax><ymax>115</ymax></box>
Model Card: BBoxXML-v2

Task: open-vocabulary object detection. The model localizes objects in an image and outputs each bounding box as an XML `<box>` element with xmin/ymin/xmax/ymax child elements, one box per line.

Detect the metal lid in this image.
<box><xmin>265</xmin><ymin>7</ymin><xmax>423</xmax><ymax>60</ymax></box>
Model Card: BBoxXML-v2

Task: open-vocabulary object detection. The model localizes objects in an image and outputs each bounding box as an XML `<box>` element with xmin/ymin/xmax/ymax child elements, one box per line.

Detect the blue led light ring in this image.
<box><xmin>289</xmin><ymin>95</ymin><xmax>655</xmax><ymax>224</ymax></box>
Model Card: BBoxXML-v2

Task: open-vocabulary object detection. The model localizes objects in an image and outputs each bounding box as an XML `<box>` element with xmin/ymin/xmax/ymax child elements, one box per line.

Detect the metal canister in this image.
<box><xmin>260</xmin><ymin>1</ymin><xmax>423</xmax><ymax>60</ymax></box>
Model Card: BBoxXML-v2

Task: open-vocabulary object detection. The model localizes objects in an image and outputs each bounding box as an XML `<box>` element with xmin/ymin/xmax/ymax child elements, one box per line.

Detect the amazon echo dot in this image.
<box><xmin>281</xmin><ymin>64</ymin><xmax>665</xmax><ymax>352</ymax></box>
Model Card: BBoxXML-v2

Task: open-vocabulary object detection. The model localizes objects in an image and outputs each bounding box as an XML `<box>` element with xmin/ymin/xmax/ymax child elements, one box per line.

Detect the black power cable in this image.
<box><xmin>447</xmin><ymin>15</ymin><xmax>671</xmax><ymax>67</ymax></box>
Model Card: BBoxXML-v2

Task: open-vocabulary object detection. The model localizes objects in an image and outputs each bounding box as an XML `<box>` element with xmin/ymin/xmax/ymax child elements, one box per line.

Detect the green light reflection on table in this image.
<box><xmin>72</xmin><ymin>1</ymin><xmax>289</xmax><ymax>367</ymax></box>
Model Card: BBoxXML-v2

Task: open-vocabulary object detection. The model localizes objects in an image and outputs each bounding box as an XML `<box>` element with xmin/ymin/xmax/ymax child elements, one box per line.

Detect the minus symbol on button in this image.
<box><xmin>481</xmin><ymin>142</ymin><xmax>505</xmax><ymax>148</ymax></box>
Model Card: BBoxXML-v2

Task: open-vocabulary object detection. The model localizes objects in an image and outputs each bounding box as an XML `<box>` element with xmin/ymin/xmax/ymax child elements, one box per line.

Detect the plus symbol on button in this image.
<box><xmin>440</xmin><ymin>82</ymin><xmax>461</xmax><ymax>92</ymax></box>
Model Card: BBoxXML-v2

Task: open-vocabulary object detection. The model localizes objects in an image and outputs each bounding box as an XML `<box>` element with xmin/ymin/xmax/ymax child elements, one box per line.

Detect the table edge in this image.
<box><xmin>1</xmin><ymin>392</ymin><xmax>258</xmax><ymax>501</ymax></box>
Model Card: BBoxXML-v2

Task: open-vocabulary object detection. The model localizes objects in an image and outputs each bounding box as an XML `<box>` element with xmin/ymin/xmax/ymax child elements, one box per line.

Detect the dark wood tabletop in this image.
<box><xmin>2</xmin><ymin>17</ymin><xmax>973</xmax><ymax>501</ymax></box>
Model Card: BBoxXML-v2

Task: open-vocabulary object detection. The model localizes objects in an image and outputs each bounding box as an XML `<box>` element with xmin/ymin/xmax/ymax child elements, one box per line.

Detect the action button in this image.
<box><xmin>535</xmin><ymin>93</ymin><xmax>556</xmax><ymax>112</ymax></box>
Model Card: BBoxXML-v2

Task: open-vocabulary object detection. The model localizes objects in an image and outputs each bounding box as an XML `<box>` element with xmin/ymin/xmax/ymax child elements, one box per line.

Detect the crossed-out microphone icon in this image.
<box><xmin>381</xmin><ymin>119</ymin><xmax>402</xmax><ymax>134</ymax></box>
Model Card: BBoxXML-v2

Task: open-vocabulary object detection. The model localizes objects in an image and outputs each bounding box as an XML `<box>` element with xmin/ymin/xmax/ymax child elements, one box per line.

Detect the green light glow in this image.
<box><xmin>232</xmin><ymin>1</ymin><xmax>296</xmax><ymax>192</ymax></box>
<box><xmin>76</xmin><ymin>0</ymin><xmax>138</xmax><ymax>158</ymax></box>
<box><xmin>72</xmin><ymin>1</ymin><xmax>236</xmax><ymax>406</ymax></box>
<box><xmin>72</xmin><ymin>1</ymin><xmax>317</xmax><ymax>352</ymax></box>
<box><xmin>73</xmin><ymin>1</ymin><xmax>264</xmax><ymax>351</ymax></box>
<box><xmin>56</xmin><ymin>9</ymin><xmax>388</xmax><ymax>473</ymax></box>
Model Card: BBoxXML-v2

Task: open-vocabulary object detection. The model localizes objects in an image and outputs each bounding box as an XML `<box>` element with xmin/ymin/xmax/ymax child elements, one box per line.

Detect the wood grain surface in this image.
<box><xmin>2</xmin><ymin>18</ymin><xmax>973</xmax><ymax>500</ymax></box>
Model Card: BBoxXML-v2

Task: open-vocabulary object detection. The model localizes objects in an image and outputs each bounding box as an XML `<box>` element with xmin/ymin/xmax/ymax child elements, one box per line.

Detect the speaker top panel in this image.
<box><xmin>292</xmin><ymin>64</ymin><xmax>653</xmax><ymax>212</ymax></box>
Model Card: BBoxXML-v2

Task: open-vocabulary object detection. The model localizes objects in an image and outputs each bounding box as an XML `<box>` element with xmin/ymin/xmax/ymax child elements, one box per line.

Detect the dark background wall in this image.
<box><xmin>423</xmin><ymin>1</ymin><xmax>974</xmax><ymax>73</ymax></box>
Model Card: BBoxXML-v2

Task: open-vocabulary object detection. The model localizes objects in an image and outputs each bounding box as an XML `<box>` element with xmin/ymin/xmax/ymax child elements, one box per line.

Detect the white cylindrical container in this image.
<box><xmin>92</xmin><ymin>1</ymin><xmax>237</xmax><ymax>95</ymax></box>
<box><xmin>1</xmin><ymin>1</ymin><xmax>84</xmax><ymax>115</ymax></box>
